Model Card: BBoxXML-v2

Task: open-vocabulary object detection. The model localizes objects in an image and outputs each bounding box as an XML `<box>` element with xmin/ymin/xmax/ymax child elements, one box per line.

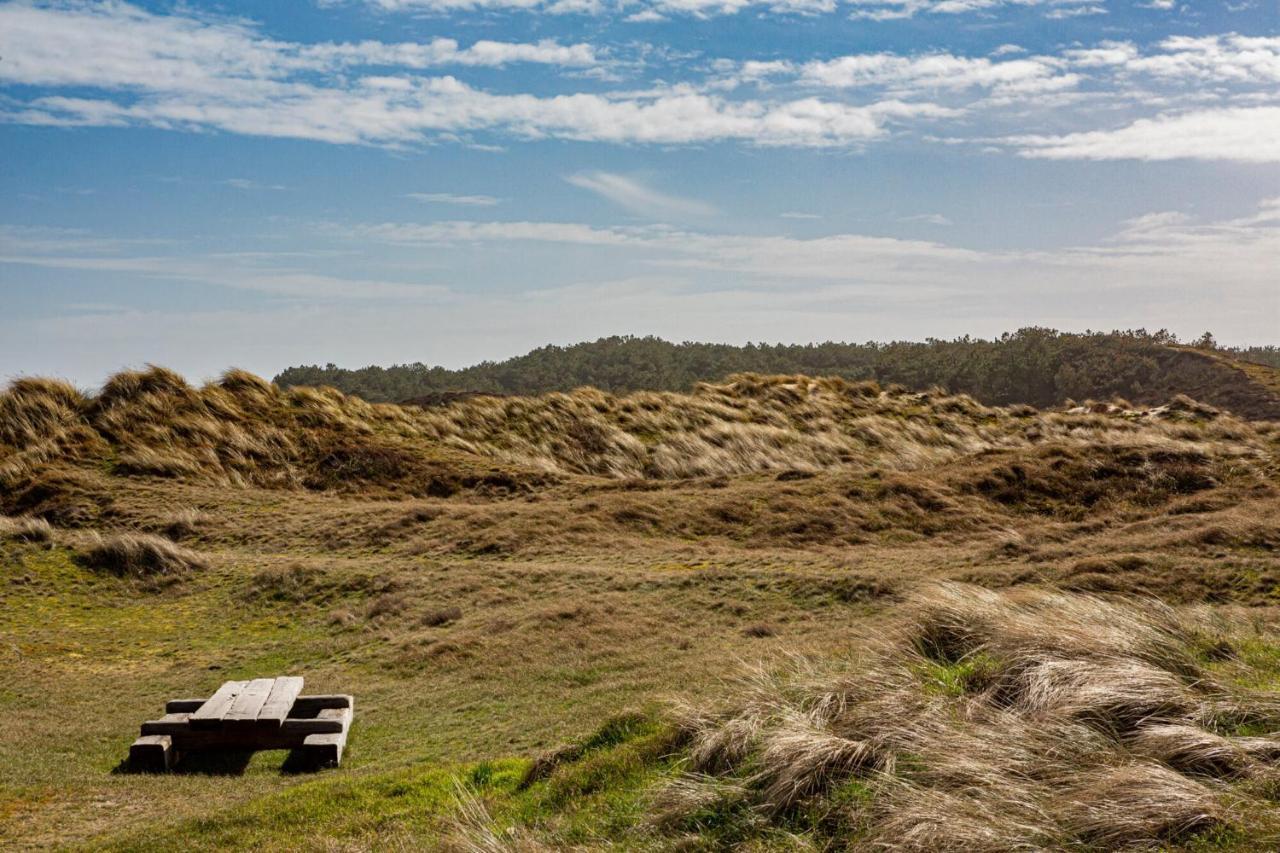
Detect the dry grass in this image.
<box><xmin>2</xmin><ymin>368</ymin><xmax>1273</xmax><ymax>497</ymax></box>
<box><xmin>78</xmin><ymin>532</ymin><xmax>209</xmax><ymax>578</ymax></box>
<box><xmin>421</xmin><ymin>606</ymin><xmax>464</xmax><ymax>627</ymax></box>
<box><xmin>153</xmin><ymin>507</ymin><xmax>210</xmax><ymax>541</ymax></box>
<box><xmin>247</xmin><ymin>562</ymin><xmax>326</xmax><ymax>602</ymax></box>
<box><xmin>441</xmin><ymin>782</ymin><xmax>557</xmax><ymax>852</ymax></box>
<box><xmin>667</xmin><ymin>583</ymin><xmax>1280</xmax><ymax>850</ymax></box>
<box><xmin>0</xmin><ymin>467</ymin><xmax>115</xmax><ymax>527</ymax></box>
<box><xmin>0</xmin><ymin>514</ymin><xmax>54</xmax><ymax>544</ymax></box>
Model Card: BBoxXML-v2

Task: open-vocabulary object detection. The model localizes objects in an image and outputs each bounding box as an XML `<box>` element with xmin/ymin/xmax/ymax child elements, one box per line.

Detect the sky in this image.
<box><xmin>0</xmin><ymin>0</ymin><xmax>1277</xmax><ymax>387</ymax></box>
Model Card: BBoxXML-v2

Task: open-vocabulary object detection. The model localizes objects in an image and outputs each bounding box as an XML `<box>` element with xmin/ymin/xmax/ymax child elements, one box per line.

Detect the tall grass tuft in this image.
<box><xmin>0</xmin><ymin>515</ymin><xmax>55</xmax><ymax>544</ymax></box>
<box><xmin>79</xmin><ymin>532</ymin><xmax>208</xmax><ymax>578</ymax></box>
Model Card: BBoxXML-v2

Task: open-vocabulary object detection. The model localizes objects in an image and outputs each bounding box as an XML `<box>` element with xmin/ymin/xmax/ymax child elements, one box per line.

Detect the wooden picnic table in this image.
<box><xmin>129</xmin><ymin>676</ymin><xmax>352</xmax><ymax>771</ymax></box>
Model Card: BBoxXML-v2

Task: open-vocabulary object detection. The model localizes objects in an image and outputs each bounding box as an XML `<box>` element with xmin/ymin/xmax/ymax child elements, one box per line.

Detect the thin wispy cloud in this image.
<box><xmin>406</xmin><ymin>192</ymin><xmax>502</xmax><ymax>206</ymax></box>
<box><xmin>337</xmin><ymin>196</ymin><xmax>1280</xmax><ymax>294</ymax></box>
<box><xmin>565</xmin><ymin>172</ymin><xmax>718</xmax><ymax>219</ymax></box>
<box><xmin>8</xmin><ymin>197</ymin><xmax>1275</xmax><ymax>383</ymax></box>
<box><xmin>1009</xmin><ymin>106</ymin><xmax>1280</xmax><ymax>163</ymax></box>
<box><xmin>0</xmin><ymin>248</ymin><xmax>451</xmax><ymax>302</ymax></box>
<box><xmin>900</xmin><ymin>213</ymin><xmax>953</xmax><ymax>225</ymax></box>
<box><xmin>225</xmin><ymin>178</ymin><xmax>288</xmax><ymax>191</ymax></box>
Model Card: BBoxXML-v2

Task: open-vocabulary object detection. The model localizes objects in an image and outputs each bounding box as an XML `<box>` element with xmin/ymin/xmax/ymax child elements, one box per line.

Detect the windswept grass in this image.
<box><xmin>78</xmin><ymin>532</ymin><xmax>208</xmax><ymax>578</ymax></box>
<box><xmin>3</xmin><ymin>368</ymin><xmax>1273</xmax><ymax>495</ymax></box>
<box><xmin>664</xmin><ymin>583</ymin><xmax>1280</xmax><ymax>850</ymax></box>
<box><xmin>0</xmin><ymin>515</ymin><xmax>53</xmax><ymax>544</ymax></box>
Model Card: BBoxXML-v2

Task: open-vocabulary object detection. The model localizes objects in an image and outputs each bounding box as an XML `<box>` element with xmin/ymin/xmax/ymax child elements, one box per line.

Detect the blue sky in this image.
<box><xmin>1</xmin><ymin>0</ymin><xmax>1277</xmax><ymax>386</ymax></box>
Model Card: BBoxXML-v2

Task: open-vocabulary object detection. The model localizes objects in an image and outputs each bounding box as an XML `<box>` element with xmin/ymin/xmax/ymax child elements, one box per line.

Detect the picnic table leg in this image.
<box><xmin>299</xmin><ymin>731</ymin><xmax>347</xmax><ymax>767</ymax></box>
<box><xmin>130</xmin><ymin>735</ymin><xmax>176</xmax><ymax>771</ymax></box>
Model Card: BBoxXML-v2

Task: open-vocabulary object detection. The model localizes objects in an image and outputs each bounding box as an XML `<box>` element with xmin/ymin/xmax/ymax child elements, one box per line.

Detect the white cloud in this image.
<box><xmin>0</xmin><ymin>225</ymin><xmax>171</xmax><ymax>254</ymax></box>
<box><xmin>844</xmin><ymin>0</ymin><xmax>1098</xmax><ymax>20</ymax></box>
<box><xmin>1127</xmin><ymin>35</ymin><xmax>1280</xmax><ymax>84</ymax></box>
<box><xmin>900</xmin><ymin>213</ymin><xmax>953</xmax><ymax>225</ymax></box>
<box><xmin>1044</xmin><ymin>4</ymin><xmax>1105</xmax><ymax>18</ymax></box>
<box><xmin>2</xmin><ymin>3</ymin><xmax>1277</xmax><ymax>161</ymax></box>
<box><xmin>0</xmin><ymin>3</ymin><xmax>948</xmax><ymax>149</ymax></box>
<box><xmin>795</xmin><ymin>52</ymin><xmax>1080</xmax><ymax>100</ymax></box>
<box><xmin>0</xmin><ymin>1</ymin><xmax>601</xmax><ymax>92</ymax></box>
<box><xmin>565</xmin><ymin>171</ymin><xmax>718</xmax><ymax>218</ymax></box>
<box><xmin>406</xmin><ymin>192</ymin><xmax>502</xmax><ymax>206</ymax></box>
<box><xmin>298</xmin><ymin>38</ymin><xmax>600</xmax><ymax>69</ymax></box>
<box><xmin>0</xmin><ymin>247</ymin><xmax>451</xmax><ymax>301</ymax></box>
<box><xmin>4</xmin><ymin>80</ymin><xmax>950</xmax><ymax>149</ymax></box>
<box><xmin>348</xmin><ymin>219</ymin><xmax>652</xmax><ymax>247</ymax></box>
<box><xmin>1063</xmin><ymin>35</ymin><xmax>1280</xmax><ymax>84</ymax></box>
<box><xmin>360</xmin><ymin>0</ymin><xmax>1079</xmax><ymax>16</ymax></box>
<box><xmin>1010</xmin><ymin>106</ymin><xmax>1280</xmax><ymax>163</ymax></box>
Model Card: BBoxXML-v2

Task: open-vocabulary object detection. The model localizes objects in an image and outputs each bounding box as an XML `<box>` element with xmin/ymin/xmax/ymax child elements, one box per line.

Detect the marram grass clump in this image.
<box><xmin>657</xmin><ymin>583</ymin><xmax>1280</xmax><ymax>851</ymax></box>
<box><xmin>79</xmin><ymin>532</ymin><xmax>208</xmax><ymax>578</ymax></box>
<box><xmin>0</xmin><ymin>514</ymin><xmax>55</xmax><ymax>544</ymax></box>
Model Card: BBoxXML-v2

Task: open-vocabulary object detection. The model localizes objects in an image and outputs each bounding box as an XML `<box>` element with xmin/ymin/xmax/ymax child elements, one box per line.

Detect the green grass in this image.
<box><xmin>90</xmin><ymin>713</ymin><xmax>680</xmax><ymax>851</ymax></box>
<box><xmin>916</xmin><ymin>652</ymin><xmax>1000</xmax><ymax>697</ymax></box>
<box><xmin>1</xmin><ymin>510</ymin><xmax>896</xmax><ymax>849</ymax></box>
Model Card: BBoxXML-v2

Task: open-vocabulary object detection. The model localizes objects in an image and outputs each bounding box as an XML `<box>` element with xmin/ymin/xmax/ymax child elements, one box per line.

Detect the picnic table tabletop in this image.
<box><xmin>189</xmin><ymin>677</ymin><xmax>305</xmax><ymax>729</ymax></box>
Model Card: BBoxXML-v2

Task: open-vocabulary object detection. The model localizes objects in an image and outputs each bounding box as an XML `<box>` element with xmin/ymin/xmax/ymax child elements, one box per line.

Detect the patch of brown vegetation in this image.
<box><xmin>0</xmin><ymin>467</ymin><xmax>115</xmax><ymax>527</ymax></box>
<box><xmin>959</xmin><ymin>443</ymin><xmax>1220</xmax><ymax>518</ymax></box>
<box><xmin>6</xmin><ymin>368</ymin><xmax>1271</xmax><ymax>505</ymax></box>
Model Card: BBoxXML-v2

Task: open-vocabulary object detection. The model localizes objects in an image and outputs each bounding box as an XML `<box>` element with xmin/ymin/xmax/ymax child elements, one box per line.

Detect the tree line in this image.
<box><xmin>274</xmin><ymin>328</ymin><xmax>1280</xmax><ymax>407</ymax></box>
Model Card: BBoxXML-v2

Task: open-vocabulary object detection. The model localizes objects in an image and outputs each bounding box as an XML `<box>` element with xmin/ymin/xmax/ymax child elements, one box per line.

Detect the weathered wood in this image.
<box><xmin>224</xmin><ymin>678</ymin><xmax>276</xmax><ymax>726</ymax></box>
<box><xmin>281</xmin><ymin>707</ymin><xmax>351</xmax><ymax>736</ymax></box>
<box><xmin>256</xmin><ymin>676</ymin><xmax>304</xmax><ymax>727</ymax></box>
<box><xmin>167</xmin><ymin>730</ymin><xmax>312</xmax><ymax>750</ymax></box>
<box><xmin>290</xmin><ymin>694</ymin><xmax>353</xmax><ymax>715</ymax></box>
<box><xmin>165</xmin><ymin>698</ymin><xmax>206</xmax><ymax>713</ymax></box>
<box><xmin>190</xmin><ymin>680</ymin><xmax>249</xmax><ymax>728</ymax></box>
<box><xmin>130</xmin><ymin>735</ymin><xmax>175</xmax><ymax>771</ymax></box>
<box><xmin>141</xmin><ymin>712</ymin><xmax>192</xmax><ymax>736</ymax></box>
<box><xmin>301</xmin><ymin>730</ymin><xmax>347</xmax><ymax>766</ymax></box>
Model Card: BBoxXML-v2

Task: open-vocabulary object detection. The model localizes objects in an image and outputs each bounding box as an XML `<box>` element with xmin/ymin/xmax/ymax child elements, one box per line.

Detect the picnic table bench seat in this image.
<box><xmin>129</xmin><ymin>677</ymin><xmax>352</xmax><ymax>771</ymax></box>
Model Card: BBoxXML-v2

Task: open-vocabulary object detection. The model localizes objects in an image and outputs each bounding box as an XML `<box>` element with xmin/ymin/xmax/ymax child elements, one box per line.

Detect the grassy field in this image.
<box><xmin>2</xmin><ymin>369</ymin><xmax>1279</xmax><ymax>849</ymax></box>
